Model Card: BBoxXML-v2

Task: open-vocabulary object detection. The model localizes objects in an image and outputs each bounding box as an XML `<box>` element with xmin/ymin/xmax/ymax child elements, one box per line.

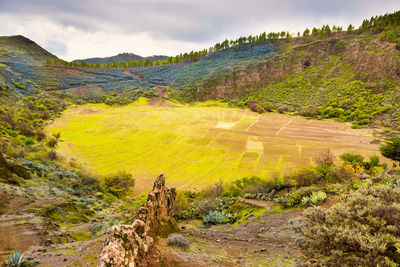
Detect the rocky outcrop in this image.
<box><xmin>0</xmin><ymin>151</ymin><xmax>31</xmax><ymax>185</ymax></box>
<box><xmin>99</xmin><ymin>174</ymin><xmax>176</xmax><ymax>267</ymax></box>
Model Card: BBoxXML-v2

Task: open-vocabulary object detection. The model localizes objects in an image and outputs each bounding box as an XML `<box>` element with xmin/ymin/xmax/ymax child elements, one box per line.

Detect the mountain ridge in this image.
<box><xmin>73</xmin><ymin>52</ymin><xmax>169</xmax><ymax>65</ymax></box>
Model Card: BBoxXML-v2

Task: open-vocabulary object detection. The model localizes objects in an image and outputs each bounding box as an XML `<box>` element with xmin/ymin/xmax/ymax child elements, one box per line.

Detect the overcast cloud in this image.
<box><xmin>0</xmin><ymin>0</ymin><xmax>399</xmax><ymax>60</ymax></box>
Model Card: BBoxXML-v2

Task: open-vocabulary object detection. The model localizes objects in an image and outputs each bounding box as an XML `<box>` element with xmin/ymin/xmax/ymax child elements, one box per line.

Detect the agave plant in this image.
<box><xmin>8</xmin><ymin>251</ymin><xmax>25</xmax><ymax>266</ymax></box>
<box><xmin>202</xmin><ymin>210</ymin><xmax>231</xmax><ymax>226</ymax></box>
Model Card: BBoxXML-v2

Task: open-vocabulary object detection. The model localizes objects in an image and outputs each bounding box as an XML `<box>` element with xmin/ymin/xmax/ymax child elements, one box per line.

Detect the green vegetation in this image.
<box><xmin>0</xmin><ymin>9</ymin><xmax>399</xmax><ymax>266</ymax></box>
<box><xmin>47</xmin><ymin>103</ymin><xmax>381</xmax><ymax>192</ymax></box>
<box><xmin>50</xmin><ymin>10</ymin><xmax>400</xmax><ymax>72</ymax></box>
<box><xmin>2</xmin><ymin>251</ymin><xmax>37</xmax><ymax>267</ymax></box>
<box><xmin>0</xmin><ymin>94</ymin><xmax>67</xmax><ymax>162</ymax></box>
<box><xmin>202</xmin><ymin>210</ymin><xmax>232</xmax><ymax>227</ymax></box>
<box><xmin>101</xmin><ymin>171</ymin><xmax>135</xmax><ymax>197</ymax></box>
<box><xmin>380</xmin><ymin>136</ymin><xmax>400</xmax><ymax>163</ymax></box>
<box><xmin>299</xmin><ymin>182</ymin><xmax>400</xmax><ymax>266</ymax></box>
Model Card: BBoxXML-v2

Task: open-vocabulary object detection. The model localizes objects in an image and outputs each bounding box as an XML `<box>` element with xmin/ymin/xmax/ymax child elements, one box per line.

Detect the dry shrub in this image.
<box><xmin>36</xmin><ymin>131</ymin><xmax>46</xmax><ymax>141</ymax></box>
<box><xmin>199</xmin><ymin>180</ymin><xmax>224</xmax><ymax>199</ymax></box>
<box><xmin>46</xmin><ymin>149</ymin><xmax>57</xmax><ymax>161</ymax></box>
<box><xmin>17</xmin><ymin>121</ymin><xmax>35</xmax><ymax>137</ymax></box>
<box><xmin>247</xmin><ymin>100</ymin><xmax>265</xmax><ymax>113</ymax></box>
<box><xmin>299</xmin><ymin>185</ymin><xmax>400</xmax><ymax>266</ymax></box>
<box><xmin>277</xmin><ymin>105</ymin><xmax>289</xmax><ymax>113</ymax></box>
<box><xmin>175</xmin><ymin>190</ymin><xmax>189</xmax><ymax>213</ymax></box>
<box><xmin>326</xmin><ymin>165</ymin><xmax>355</xmax><ymax>183</ymax></box>
<box><xmin>167</xmin><ymin>234</ymin><xmax>191</xmax><ymax>248</ymax></box>
<box><xmin>293</xmin><ymin>167</ymin><xmax>323</xmax><ymax>187</ymax></box>
<box><xmin>314</xmin><ymin>149</ymin><xmax>334</xmax><ymax>166</ymax></box>
<box><xmin>299</xmin><ymin>106</ymin><xmax>319</xmax><ymax>117</ymax></box>
<box><xmin>46</xmin><ymin>138</ymin><xmax>58</xmax><ymax>148</ymax></box>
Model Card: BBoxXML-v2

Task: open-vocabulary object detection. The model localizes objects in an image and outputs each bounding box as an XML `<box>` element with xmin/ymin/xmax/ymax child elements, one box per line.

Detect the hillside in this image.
<box><xmin>73</xmin><ymin>53</ymin><xmax>168</xmax><ymax>65</ymax></box>
<box><xmin>1</xmin><ymin>25</ymin><xmax>400</xmax><ymax>130</ymax></box>
<box><xmin>1</xmin><ymin>9</ymin><xmax>400</xmax><ymax>267</ymax></box>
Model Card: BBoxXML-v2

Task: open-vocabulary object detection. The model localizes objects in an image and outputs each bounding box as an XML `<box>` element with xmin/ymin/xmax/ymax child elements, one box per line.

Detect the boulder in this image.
<box><xmin>99</xmin><ymin>174</ymin><xmax>176</xmax><ymax>267</ymax></box>
<box><xmin>0</xmin><ymin>151</ymin><xmax>31</xmax><ymax>184</ymax></box>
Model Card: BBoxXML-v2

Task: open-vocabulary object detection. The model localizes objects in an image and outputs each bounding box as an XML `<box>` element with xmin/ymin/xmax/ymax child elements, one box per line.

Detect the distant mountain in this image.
<box><xmin>73</xmin><ymin>53</ymin><xmax>169</xmax><ymax>64</ymax></box>
<box><xmin>0</xmin><ymin>35</ymin><xmax>58</xmax><ymax>64</ymax></box>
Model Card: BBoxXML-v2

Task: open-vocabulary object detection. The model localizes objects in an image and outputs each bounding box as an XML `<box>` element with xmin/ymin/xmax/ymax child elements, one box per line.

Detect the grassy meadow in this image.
<box><xmin>47</xmin><ymin>98</ymin><xmax>381</xmax><ymax>192</ymax></box>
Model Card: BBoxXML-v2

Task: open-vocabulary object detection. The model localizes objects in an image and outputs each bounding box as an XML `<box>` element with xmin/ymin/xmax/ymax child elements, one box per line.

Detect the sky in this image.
<box><xmin>0</xmin><ymin>0</ymin><xmax>399</xmax><ymax>61</ymax></box>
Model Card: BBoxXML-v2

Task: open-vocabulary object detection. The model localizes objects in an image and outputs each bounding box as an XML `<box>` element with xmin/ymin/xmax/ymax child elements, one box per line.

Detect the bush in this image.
<box><xmin>277</xmin><ymin>105</ymin><xmax>289</xmax><ymax>113</ymax></box>
<box><xmin>275</xmin><ymin>186</ymin><xmax>320</xmax><ymax>208</ymax></box>
<box><xmin>293</xmin><ymin>167</ymin><xmax>323</xmax><ymax>187</ymax></box>
<box><xmin>167</xmin><ymin>233</ymin><xmax>191</xmax><ymax>248</ymax></box>
<box><xmin>380</xmin><ymin>136</ymin><xmax>400</xmax><ymax>163</ymax></box>
<box><xmin>46</xmin><ymin>150</ymin><xmax>57</xmax><ymax>161</ymax></box>
<box><xmin>90</xmin><ymin>216</ymin><xmax>122</xmax><ymax>237</ymax></box>
<box><xmin>247</xmin><ymin>100</ymin><xmax>265</xmax><ymax>113</ymax></box>
<box><xmin>299</xmin><ymin>107</ymin><xmax>319</xmax><ymax>117</ymax></box>
<box><xmin>225</xmin><ymin>176</ymin><xmax>268</xmax><ymax>197</ymax></box>
<box><xmin>299</xmin><ymin>185</ymin><xmax>400</xmax><ymax>266</ymax></box>
<box><xmin>175</xmin><ymin>190</ymin><xmax>189</xmax><ymax>214</ymax></box>
<box><xmin>46</xmin><ymin>138</ymin><xmax>58</xmax><ymax>148</ymax></box>
<box><xmin>314</xmin><ymin>149</ymin><xmax>334</xmax><ymax>166</ymax></box>
<box><xmin>309</xmin><ymin>191</ymin><xmax>326</xmax><ymax>204</ymax></box>
<box><xmin>263</xmin><ymin>104</ymin><xmax>274</xmax><ymax>112</ymax></box>
<box><xmin>199</xmin><ymin>180</ymin><xmax>224</xmax><ymax>199</ymax></box>
<box><xmin>101</xmin><ymin>171</ymin><xmax>135</xmax><ymax>197</ymax></box>
<box><xmin>326</xmin><ymin>165</ymin><xmax>355</xmax><ymax>183</ymax></box>
<box><xmin>339</xmin><ymin>153</ymin><xmax>365</xmax><ymax>168</ymax></box>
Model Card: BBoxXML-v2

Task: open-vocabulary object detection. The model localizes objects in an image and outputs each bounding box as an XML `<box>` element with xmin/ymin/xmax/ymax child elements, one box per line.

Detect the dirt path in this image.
<box><xmin>167</xmin><ymin>206</ymin><xmax>304</xmax><ymax>266</ymax></box>
<box><xmin>237</xmin><ymin>198</ymin><xmax>274</xmax><ymax>210</ymax></box>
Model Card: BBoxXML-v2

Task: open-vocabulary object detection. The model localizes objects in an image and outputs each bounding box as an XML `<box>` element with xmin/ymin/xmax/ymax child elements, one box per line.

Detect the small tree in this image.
<box><xmin>339</xmin><ymin>153</ymin><xmax>364</xmax><ymax>167</ymax></box>
<box><xmin>102</xmin><ymin>171</ymin><xmax>135</xmax><ymax>197</ymax></box>
<box><xmin>315</xmin><ymin>149</ymin><xmax>334</xmax><ymax>166</ymax></box>
<box><xmin>380</xmin><ymin>136</ymin><xmax>400</xmax><ymax>163</ymax></box>
<box><xmin>347</xmin><ymin>24</ymin><xmax>354</xmax><ymax>34</ymax></box>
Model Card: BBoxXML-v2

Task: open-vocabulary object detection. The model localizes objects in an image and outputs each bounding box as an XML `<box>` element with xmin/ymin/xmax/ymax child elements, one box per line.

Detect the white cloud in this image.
<box><xmin>0</xmin><ymin>0</ymin><xmax>399</xmax><ymax>60</ymax></box>
<box><xmin>0</xmin><ymin>14</ymin><xmax>213</xmax><ymax>60</ymax></box>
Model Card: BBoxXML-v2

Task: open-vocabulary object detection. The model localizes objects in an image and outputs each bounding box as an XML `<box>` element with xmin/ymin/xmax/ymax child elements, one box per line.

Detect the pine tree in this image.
<box><xmin>347</xmin><ymin>24</ymin><xmax>354</xmax><ymax>34</ymax></box>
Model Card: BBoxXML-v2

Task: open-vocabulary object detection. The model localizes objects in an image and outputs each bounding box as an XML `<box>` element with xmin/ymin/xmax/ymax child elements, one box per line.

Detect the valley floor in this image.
<box><xmin>47</xmin><ymin>99</ymin><xmax>382</xmax><ymax>193</ymax></box>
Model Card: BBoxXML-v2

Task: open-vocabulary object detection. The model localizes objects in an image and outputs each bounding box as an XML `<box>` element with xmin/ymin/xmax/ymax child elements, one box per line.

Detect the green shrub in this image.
<box><xmin>299</xmin><ymin>185</ymin><xmax>400</xmax><ymax>266</ymax></box>
<box><xmin>101</xmin><ymin>171</ymin><xmax>135</xmax><ymax>197</ymax></box>
<box><xmin>199</xmin><ymin>180</ymin><xmax>224</xmax><ymax>199</ymax></box>
<box><xmin>275</xmin><ymin>186</ymin><xmax>320</xmax><ymax>208</ymax></box>
<box><xmin>309</xmin><ymin>191</ymin><xmax>326</xmax><ymax>205</ymax></box>
<box><xmin>227</xmin><ymin>176</ymin><xmax>268</xmax><ymax>196</ymax></box>
<box><xmin>339</xmin><ymin>153</ymin><xmax>365</xmax><ymax>168</ymax></box>
<box><xmin>380</xmin><ymin>136</ymin><xmax>400</xmax><ymax>163</ymax></box>
<box><xmin>326</xmin><ymin>165</ymin><xmax>355</xmax><ymax>183</ymax></box>
<box><xmin>103</xmin><ymin>193</ymin><xmax>117</xmax><ymax>204</ymax></box>
<box><xmin>175</xmin><ymin>190</ymin><xmax>190</xmax><ymax>213</ymax></box>
<box><xmin>90</xmin><ymin>216</ymin><xmax>122</xmax><ymax>237</ymax></box>
<box><xmin>293</xmin><ymin>167</ymin><xmax>323</xmax><ymax>187</ymax></box>
<box><xmin>46</xmin><ymin>138</ymin><xmax>58</xmax><ymax>148</ymax></box>
<box><xmin>277</xmin><ymin>105</ymin><xmax>289</xmax><ymax>113</ymax></box>
<box><xmin>247</xmin><ymin>100</ymin><xmax>265</xmax><ymax>113</ymax></box>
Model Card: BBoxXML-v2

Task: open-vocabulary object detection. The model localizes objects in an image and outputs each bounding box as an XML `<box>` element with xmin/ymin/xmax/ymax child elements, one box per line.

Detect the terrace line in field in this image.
<box><xmin>47</xmin><ymin>102</ymin><xmax>381</xmax><ymax>193</ymax></box>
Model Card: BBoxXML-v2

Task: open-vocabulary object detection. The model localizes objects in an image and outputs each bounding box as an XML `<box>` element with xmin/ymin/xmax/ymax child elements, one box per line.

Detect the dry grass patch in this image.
<box><xmin>47</xmin><ymin>102</ymin><xmax>382</xmax><ymax>192</ymax></box>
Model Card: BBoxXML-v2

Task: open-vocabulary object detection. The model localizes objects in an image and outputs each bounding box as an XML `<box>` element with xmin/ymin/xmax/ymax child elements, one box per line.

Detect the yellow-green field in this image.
<box><xmin>47</xmin><ymin>99</ymin><xmax>381</xmax><ymax>192</ymax></box>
